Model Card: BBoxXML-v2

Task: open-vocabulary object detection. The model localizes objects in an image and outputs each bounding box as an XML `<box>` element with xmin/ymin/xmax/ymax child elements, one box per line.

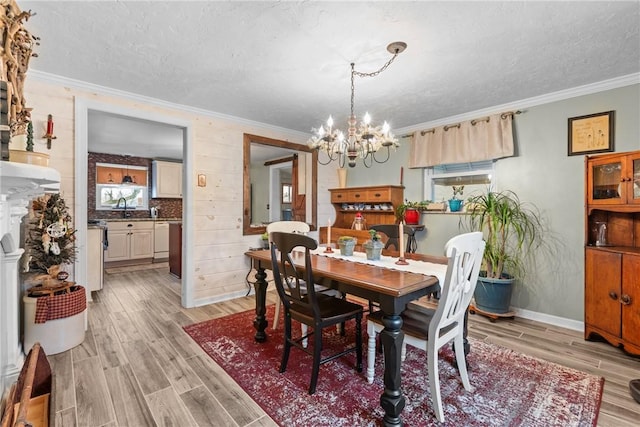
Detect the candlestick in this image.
<box><xmin>46</xmin><ymin>115</ymin><xmax>53</xmax><ymax>135</ymax></box>
<box><xmin>43</xmin><ymin>114</ymin><xmax>57</xmax><ymax>149</ymax></box>
<box><xmin>325</xmin><ymin>218</ymin><xmax>333</xmax><ymax>252</ymax></box>
<box><xmin>399</xmin><ymin>222</ymin><xmax>405</xmax><ymax>258</ymax></box>
<box><xmin>396</xmin><ymin>221</ymin><xmax>408</xmax><ymax>265</ymax></box>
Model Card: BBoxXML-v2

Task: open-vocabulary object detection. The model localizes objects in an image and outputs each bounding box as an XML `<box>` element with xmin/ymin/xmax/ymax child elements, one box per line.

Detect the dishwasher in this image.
<box><xmin>154</xmin><ymin>221</ymin><xmax>170</xmax><ymax>261</ymax></box>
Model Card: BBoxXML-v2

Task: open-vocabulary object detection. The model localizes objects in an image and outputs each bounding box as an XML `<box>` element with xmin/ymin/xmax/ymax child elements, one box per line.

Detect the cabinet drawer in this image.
<box><xmin>331</xmin><ymin>190</ymin><xmax>349</xmax><ymax>203</ymax></box>
<box><xmin>366</xmin><ymin>188</ymin><xmax>391</xmax><ymax>202</ymax></box>
<box><xmin>107</xmin><ymin>221</ymin><xmax>154</xmax><ymax>231</ymax></box>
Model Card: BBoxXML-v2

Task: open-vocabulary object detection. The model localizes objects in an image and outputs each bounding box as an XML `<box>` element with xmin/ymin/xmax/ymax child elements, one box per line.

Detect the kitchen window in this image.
<box><xmin>95</xmin><ymin>162</ymin><xmax>149</xmax><ymax>210</ymax></box>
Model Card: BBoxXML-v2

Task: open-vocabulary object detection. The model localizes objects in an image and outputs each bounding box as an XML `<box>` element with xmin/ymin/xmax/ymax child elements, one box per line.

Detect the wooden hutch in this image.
<box><xmin>584</xmin><ymin>150</ymin><xmax>640</xmax><ymax>355</ymax></box>
<box><xmin>319</xmin><ymin>185</ymin><xmax>404</xmax><ymax>248</ymax></box>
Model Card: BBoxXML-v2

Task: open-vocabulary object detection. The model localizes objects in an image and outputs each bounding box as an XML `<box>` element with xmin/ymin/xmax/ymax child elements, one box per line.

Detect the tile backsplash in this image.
<box><xmin>88</xmin><ymin>152</ymin><xmax>183</xmax><ymax>220</ymax></box>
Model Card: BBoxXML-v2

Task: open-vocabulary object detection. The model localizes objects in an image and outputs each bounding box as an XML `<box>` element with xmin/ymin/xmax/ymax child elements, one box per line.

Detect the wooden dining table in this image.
<box><xmin>245</xmin><ymin>248</ymin><xmax>440</xmax><ymax>427</ymax></box>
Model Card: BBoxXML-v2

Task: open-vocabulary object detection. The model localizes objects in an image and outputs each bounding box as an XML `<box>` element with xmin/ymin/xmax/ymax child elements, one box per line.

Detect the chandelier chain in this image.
<box><xmin>350</xmin><ymin>51</ymin><xmax>400</xmax><ymax>115</ymax></box>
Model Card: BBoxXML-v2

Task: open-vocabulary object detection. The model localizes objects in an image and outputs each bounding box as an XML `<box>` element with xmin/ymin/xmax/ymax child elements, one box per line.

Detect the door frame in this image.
<box><xmin>74</xmin><ymin>99</ymin><xmax>195</xmax><ymax>307</ymax></box>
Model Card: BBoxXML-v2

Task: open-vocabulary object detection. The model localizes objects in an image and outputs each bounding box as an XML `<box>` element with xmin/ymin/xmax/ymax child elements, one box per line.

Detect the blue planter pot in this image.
<box><xmin>448</xmin><ymin>199</ymin><xmax>463</xmax><ymax>212</ymax></box>
<box><xmin>474</xmin><ymin>275</ymin><xmax>515</xmax><ymax>314</ymax></box>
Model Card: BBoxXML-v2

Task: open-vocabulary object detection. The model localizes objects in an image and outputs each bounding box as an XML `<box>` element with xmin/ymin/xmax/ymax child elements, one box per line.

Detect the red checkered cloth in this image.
<box><xmin>34</xmin><ymin>286</ymin><xmax>87</xmax><ymax>324</ymax></box>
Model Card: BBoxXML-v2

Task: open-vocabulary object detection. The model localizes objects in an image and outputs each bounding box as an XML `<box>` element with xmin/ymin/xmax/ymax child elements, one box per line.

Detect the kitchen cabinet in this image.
<box><xmin>329</xmin><ymin>185</ymin><xmax>404</xmax><ymax>228</ymax></box>
<box><xmin>96</xmin><ymin>164</ymin><xmax>148</xmax><ymax>186</ymax></box>
<box><xmin>152</xmin><ymin>160</ymin><xmax>182</xmax><ymax>198</ymax></box>
<box><xmin>105</xmin><ymin>221</ymin><xmax>154</xmax><ymax>264</ymax></box>
<box><xmin>584</xmin><ymin>150</ymin><xmax>640</xmax><ymax>355</ymax></box>
<box><xmin>169</xmin><ymin>222</ymin><xmax>182</xmax><ymax>278</ymax></box>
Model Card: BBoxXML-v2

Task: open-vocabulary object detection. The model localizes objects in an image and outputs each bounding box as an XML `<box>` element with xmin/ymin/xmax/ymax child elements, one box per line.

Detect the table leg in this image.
<box><xmin>379</xmin><ymin>312</ymin><xmax>405</xmax><ymax>427</ymax></box>
<box><xmin>252</xmin><ymin>266</ymin><xmax>268</xmax><ymax>342</ymax></box>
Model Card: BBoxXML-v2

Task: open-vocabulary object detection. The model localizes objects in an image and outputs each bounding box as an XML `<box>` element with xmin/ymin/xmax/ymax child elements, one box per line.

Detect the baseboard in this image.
<box><xmin>512</xmin><ymin>307</ymin><xmax>584</xmax><ymax>332</ymax></box>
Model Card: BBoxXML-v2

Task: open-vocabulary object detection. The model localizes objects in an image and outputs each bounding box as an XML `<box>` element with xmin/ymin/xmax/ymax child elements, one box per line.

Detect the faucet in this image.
<box><xmin>115</xmin><ymin>197</ymin><xmax>129</xmax><ymax>218</ymax></box>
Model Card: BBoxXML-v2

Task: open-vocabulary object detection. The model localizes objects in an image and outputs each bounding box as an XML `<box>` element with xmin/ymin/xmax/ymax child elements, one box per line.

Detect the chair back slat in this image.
<box><xmin>430</xmin><ymin>232</ymin><xmax>485</xmax><ymax>337</ymax></box>
<box><xmin>270</xmin><ymin>231</ymin><xmax>320</xmax><ymax>320</ymax></box>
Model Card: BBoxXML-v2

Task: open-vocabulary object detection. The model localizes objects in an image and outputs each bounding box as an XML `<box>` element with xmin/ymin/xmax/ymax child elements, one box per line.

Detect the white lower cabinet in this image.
<box><xmin>106</xmin><ymin>221</ymin><xmax>154</xmax><ymax>263</ymax></box>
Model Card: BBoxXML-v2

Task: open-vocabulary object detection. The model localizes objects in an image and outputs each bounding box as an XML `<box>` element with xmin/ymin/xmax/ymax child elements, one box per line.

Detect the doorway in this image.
<box><xmin>74</xmin><ymin>99</ymin><xmax>195</xmax><ymax>307</ymax></box>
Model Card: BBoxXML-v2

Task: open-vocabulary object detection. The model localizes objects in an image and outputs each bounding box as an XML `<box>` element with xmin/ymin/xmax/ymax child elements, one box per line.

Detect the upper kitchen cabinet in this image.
<box><xmin>152</xmin><ymin>160</ymin><xmax>183</xmax><ymax>198</ymax></box>
<box><xmin>96</xmin><ymin>164</ymin><xmax>148</xmax><ymax>186</ymax></box>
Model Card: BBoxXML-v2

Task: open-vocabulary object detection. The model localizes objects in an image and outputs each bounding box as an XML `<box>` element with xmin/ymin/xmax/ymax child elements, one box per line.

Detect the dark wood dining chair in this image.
<box><xmin>369</xmin><ymin>224</ymin><xmax>416</xmax><ymax>253</ymax></box>
<box><xmin>367</xmin><ymin>231</ymin><xmax>485</xmax><ymax>422</ymax></box>
<box><xmin>270</xmin><ymin>231</ymin><xmax>363</xmax><ymax>394</ymax></box>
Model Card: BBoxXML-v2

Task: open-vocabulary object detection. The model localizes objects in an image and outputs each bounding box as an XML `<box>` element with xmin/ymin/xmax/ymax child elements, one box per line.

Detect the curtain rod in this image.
<box><xmin>401</xmin><ymin>110</ymin><xmax>522</xmax><ymax>138</ymax></box>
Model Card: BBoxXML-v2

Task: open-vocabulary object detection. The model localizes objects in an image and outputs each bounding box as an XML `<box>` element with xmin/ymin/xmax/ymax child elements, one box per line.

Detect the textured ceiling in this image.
<box><xmin>20</xmin><ymin>1</ymin><xmax>640</xmax><ymax>155</ymax></box>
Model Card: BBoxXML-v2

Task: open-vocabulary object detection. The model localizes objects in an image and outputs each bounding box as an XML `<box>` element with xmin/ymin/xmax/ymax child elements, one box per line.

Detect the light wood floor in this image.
<box><xmin>47</xmin><ymin>265</ymin><xmax>640</xmax><ymax>427</ymax></box>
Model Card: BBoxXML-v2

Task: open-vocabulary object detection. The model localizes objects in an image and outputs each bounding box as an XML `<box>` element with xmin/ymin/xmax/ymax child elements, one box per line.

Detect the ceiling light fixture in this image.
<box><xmin>308</xmin><ymin>42</ymin><xmax>407</xmax><ymax>168</ymax></box>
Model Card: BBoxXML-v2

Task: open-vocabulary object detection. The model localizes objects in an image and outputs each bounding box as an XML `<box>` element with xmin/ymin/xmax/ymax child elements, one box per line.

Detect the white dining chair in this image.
<box><xmin>366</xmin><ymin>231</ymin><xmax>485</xmax><ymax>423</ymax></box>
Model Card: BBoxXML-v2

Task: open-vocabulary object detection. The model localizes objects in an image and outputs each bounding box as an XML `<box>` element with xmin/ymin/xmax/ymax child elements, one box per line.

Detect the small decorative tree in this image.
<box><xmin>25</xmin><ymin>193</ymin><xmax>77</xmax><ymax>275</ymax></box>
<box><xmin>25</xmin><ymin>120</ymin><xmax>34</xmax><ymax>152</ymax></box>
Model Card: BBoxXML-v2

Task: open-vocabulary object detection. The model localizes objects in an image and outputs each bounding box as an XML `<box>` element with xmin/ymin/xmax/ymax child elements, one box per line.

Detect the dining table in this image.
<box><xmin>245</xmin><ymin>248</ymin><xmax>444</xmax><ymax>427</ymax></box>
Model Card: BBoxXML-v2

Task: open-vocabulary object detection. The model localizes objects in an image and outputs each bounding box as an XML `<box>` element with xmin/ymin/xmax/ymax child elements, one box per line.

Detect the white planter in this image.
<box><xmin>23</xmin><ymin>295</ymin><xmax>86</xmax><ymax>355</ymax></box>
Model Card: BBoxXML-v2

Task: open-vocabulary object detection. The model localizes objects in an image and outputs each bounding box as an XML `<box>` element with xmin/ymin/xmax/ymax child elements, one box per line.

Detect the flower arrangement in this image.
<box><xmin>368</xmin><ymin>229</ymin><xmax>382</xmax><ymax>242</ymax></box>
<box><xmin>338</xmin><ymin>235</ymin><xmax>356</xmax><ymax>243</ymax></box>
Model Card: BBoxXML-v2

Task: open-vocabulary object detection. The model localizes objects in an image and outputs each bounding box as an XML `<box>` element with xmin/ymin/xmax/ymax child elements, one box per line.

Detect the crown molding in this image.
<box><xmin>27</xmin><ymin>69</ymin><xmax>310</xmax><ymax>142</ymax></box>
<box><xmin>396</xmin><ymin>72</ymin><xmax>640</xmax><ymax>136</ymax></box>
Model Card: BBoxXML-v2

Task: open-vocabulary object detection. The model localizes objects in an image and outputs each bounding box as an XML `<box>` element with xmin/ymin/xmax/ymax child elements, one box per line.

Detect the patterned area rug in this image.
<box><xmin>184</xmin><ymin>306</ymin><xmax>603</xmax><ymax>426</ymax></box>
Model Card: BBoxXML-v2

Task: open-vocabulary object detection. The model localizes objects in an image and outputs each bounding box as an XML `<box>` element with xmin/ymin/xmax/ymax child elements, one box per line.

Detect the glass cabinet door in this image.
<box><xmin>632</xmin><ymin>156</ymin><xmax>640</xmax><ymax>202</ymax></box>
<box><xmin>591</xmin><ymin>160</ymin><xmax>622</xmax><ymax>202</ymax></box>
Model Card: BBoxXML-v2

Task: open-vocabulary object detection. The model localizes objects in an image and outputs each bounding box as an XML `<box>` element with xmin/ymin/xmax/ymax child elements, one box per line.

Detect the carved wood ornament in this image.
<box><xmin>0</xmin><ymin>0</ymin><xmax>38</xmax><ymax>135</ymax></box>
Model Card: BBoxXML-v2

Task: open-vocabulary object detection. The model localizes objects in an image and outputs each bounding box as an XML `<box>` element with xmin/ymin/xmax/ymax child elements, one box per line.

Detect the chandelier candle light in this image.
<box><xmin>308</xmin><ymin>42</ymin><xmax>407</xmax><ymax>168</ymax></box>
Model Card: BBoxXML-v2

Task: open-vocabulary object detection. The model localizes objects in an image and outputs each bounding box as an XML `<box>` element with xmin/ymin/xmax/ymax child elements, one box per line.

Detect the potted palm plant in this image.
<box><xmin>462</xmin><ymin>190</ymin><xmax>544</xmax><ymax>314</ymax></box>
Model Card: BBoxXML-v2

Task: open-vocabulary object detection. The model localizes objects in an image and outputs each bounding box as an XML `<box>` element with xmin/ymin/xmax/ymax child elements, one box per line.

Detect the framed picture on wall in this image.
<box><xmin>568</xmin><ymin>111</ymin><xmax>614</xmax><ymax>156</ymax></box>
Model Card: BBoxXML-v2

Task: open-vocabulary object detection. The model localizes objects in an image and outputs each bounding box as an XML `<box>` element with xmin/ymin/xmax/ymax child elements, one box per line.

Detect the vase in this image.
<box><xmin>448</xmin><ymin>199</ymin><xmax>463</xmax><ymax>212</ymax></box>
<box><xmin>404</xmin><ymin>208</ymin><xmax>420</xmax><ymax>225</ymax></box>
<box><xmin>337</xmin><ymin>168</ymin><xmax>347</xmax><ymax>188</ymax></box>
<box><xmin>338</xmin><ymin>239</ymin><xmax>356</xmax><ymax>256</ymax></box>
<box><xmin>363</xmin><ymin>240</ymin><xmax>384</xmax><ymax>260</ymax></box>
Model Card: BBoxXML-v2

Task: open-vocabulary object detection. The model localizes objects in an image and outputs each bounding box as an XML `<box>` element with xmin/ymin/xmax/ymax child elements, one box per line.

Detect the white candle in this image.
<box><xmin>399</xmin><ymin>222</ymin><xmax>405</xmax><ymax>259</ymax></box>
<box><xmin>327</xmin><ymin>218</ymin><xmax>332</xmax><ymax>248</ymax></box>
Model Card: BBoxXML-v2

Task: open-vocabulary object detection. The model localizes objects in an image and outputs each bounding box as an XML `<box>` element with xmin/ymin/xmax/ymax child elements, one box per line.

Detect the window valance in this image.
<box><xmin>409</xmin><ymin>113</ymin><xmax>515</xmax><ymax>168</ymax></box>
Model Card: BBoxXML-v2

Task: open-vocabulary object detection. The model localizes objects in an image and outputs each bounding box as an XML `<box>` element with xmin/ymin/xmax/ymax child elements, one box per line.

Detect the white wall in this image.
<box><xmin>23</xmin><ymin>76</ymin><xmax>323</xmax><ymax>307</ymax></box>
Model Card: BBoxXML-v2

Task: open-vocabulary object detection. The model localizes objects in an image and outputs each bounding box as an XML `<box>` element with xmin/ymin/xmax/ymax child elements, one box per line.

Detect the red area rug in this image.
<box><xmin>184</xmin><ymin>306</ymin><xmax>603</xmax><ymax>426</ymax></box>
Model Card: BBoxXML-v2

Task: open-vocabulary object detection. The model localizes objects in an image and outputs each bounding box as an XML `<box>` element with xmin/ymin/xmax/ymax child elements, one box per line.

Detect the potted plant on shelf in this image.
<box><xmin>396</xmin><ymin>200</ymin><xmax>430</xmax><ymax>225</ymax></box>
<box><xmin>363</xmin><ymin>230</ymin><xmax>384</xmax><ymax>261</ymax></box>
<box><xmin>448</xmin><ymin>185</ymin><xmax>464</xmax><ymax>212</ymax></box>
<box><xmin>462</xmin><ymin>190</ymin><xmax>544</xmax><ymax>314</ymax></box>
<box><xmin>337</xmin><ymin>235</ymin><xmax>357</xmax><ymax>256</ymax></box>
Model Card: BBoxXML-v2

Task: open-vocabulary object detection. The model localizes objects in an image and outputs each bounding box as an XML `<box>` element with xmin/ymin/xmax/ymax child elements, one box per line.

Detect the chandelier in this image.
<box><xmin>308</xmin><ymin>42</ymin><xmax>407</xmax><ymax>168</ymax></box>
